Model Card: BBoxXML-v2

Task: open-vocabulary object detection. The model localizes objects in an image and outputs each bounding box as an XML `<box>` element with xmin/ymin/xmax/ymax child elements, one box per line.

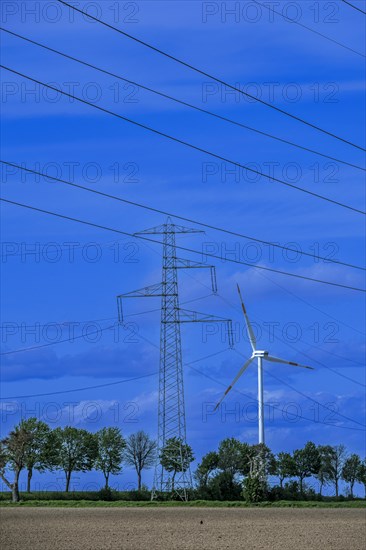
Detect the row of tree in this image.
<box><xmin>1</xmin><ymin>418</ymin><xmax>365</xmax><ymax>503</ymax></box>
<box><xmin>195</xmin><ymin>439</ymin><xmax>366</xmax><ymax>502</ymax></box>
<box><xmin>0</xmin><ymin>419</ymin><xmax>156</xmax><ymax>502</ymax></box>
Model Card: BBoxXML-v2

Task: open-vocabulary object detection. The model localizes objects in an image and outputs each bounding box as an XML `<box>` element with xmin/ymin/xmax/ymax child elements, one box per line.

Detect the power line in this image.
<box><xmin>340</xmin><ymin>0</ymin><xmax>366</xmax><ymax>15</ymax></box>
<box><xmin>138</xmin><ymin>329</ymin><xmax>366</xmax><ymax>433</ymax></box>
<box><xmin>252</xmin><ymin>0</ymin><xmax>366</xmax><ymax>57</ymax></box>
<box><xmin>0</xmin><ymin>324</ymin><xmax>116</xmax><ymax>356</ymax></box>
<box><xmin>57</xmin><ymin>0</ymin><xmax>366</xmax><ymax>151</ymax></box>
<box><xmin>0</xmin><ymin>294</ymin><xmax>212</xmax><ymax>356</ymax></box>
<box><xmin>254</xmin><ymin>268</ymin><xmax>366</xmax><ymax>337</ymax></box>
<box><xmin>1</xmin><ymin>28</ymin><xmax>364</xmax><ymax>174</ymax></box>
<box><xmin>2</xmin><ymin>161</ymin><xmax>364</xmax><ymax>272</ymax></box>
<box><xmin>2</xmin><ymin>311</ymin><xmax>362</xmax><ymax>432</ymax></box>
<box><xmin>233</xmin><ymin>348</ymin><xmax>365</xmax><ymax>429</ymax></box>
<box><xmin>112</xmin><ymin>321</ymin><xmax>366</xmax><ymax>433</ymax></box>
<box><xmin>250</xmin><ymin>306</ymin><xmax>365</xmax><ymax>388</ymax></box>
<box><xmin>0</xmin><ymin>348</ymin><xmax>228</xmax><ymax>400</ymax></box>
<box><xmin>188</xmin><ymin>362</ymin><xmax>366</xmax><ymax>433</ymax></box>
<box><xmin>265</xmin><ymin>367</ymin><xmax>366</xmax><ymax>428</ymax></box>
<box><xmin>1</xmin><ymin>197</ymin><xmax>365</xmax><ymax>293</ymax></box>
<box><xmin>1</xmin><ymin>67</ymin><xmax>365</xmax><ymax>216</ymax></box>
<box><xmin>0</xmin><ymin>372</ymin><xmax>157</xmax><ymax>400</ymax></box>
<box><xmin>186</xmin><ymin>267</ymin><xmax>365</xmax><ymax>389</ymax></box>
<box><xmin>131</xmin><ymin>221</ymin><xmax>366</xmax><ymax>391</ymax></box>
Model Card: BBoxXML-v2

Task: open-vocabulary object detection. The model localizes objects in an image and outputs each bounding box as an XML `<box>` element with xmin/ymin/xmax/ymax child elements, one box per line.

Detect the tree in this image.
<box><xmin>293</xmin><ymin>441</ymin><xmax>321</xmax><ymax>494</ymax></box>
<box><xmin>159</xmin><ymin>437</ymin><xmax>194</xmax><ymax>493</ymax></box>
<box><xmin>275</xmin><ymin>452</ymin><xmax>296</xmax><ymax>488</ymax></box>
<box><xmin>316</xmin><ymin>445</ymin><xmax>333</xmax><ymax>496</ymax></box>
<box><xmin>53</xmin><ymin>427</ymin><xmax>97</xmax><ymax>492</ymax></box>
<box><xmin>207</xmin><ymin>470</ymin><xmax>242</xmax><ymax>501</ymax></box>
<box><xmin>249</xmin><ymin>444</ymin><xmax>276</xmax><ymax>477</ymax></box>
<box><xmin>195</xmin><ymin>451</ymin><xmax>219</xmax><ymax>489</ymax></box>
<box><xmin>322</xmin><ymin>445</ymin><xmax>347</xmax><ymax>498</ymax></box>
<box><xmin>356</xmin><ymin>458</ymin><xmax>366</xmax><ymax>498</ymax></box>
<box><xmin>124</xmin><ymin>431</ymin><xmax>156</xmax><ymax>491</ymax></box>
<box><xmin>217</xmin><ymin>438</ymin><xmax>248</xmax><ymax>479</ymax></box>
<box><xmin>20</xmin><ymin>418</ymin><xmax>56</xmax><ymax>492</ymax></box>
<box><xmin>0</xmin><ymin>424</ymin><xmax>32</xmax><ymax>502</ymax></box>
<box><xmin>95</xmin><ymin>427</ymin><xmax>125</xmax><ymax>489</ymax></box>
<box><xmin>342</xmin><ymin>454</ymin><xmax>361</xmax><ymax>498</ymax></box>
<box><xmin>242</xmin><ymin>444</ymin><xmax>274</xmax><ymax>503</ymax></box>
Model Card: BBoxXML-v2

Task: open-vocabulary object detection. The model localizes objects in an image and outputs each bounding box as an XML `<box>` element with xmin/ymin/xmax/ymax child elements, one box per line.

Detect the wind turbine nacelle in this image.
<box><xmin>252</xmin><ymin>350</ymin><xmax>269</xmax><ymax>358</ymax></box>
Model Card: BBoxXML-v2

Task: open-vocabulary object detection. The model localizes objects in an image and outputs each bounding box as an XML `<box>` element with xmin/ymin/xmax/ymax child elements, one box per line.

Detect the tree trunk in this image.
<box><xmin>172</xmin><ymin>471</ymin><xmax>176</xmax><ymax>494</ymax></box>
<box><xmin>65</xmin><ymin>471</ymin><xmax>71</xmax><ymax>493</ymax></box>
<box><xmin>104</xmin><ymin>473</ymin><xmax>109</xmax><ymax>490</ymax></box>
<box><xmin>27</xmin><ymin>468</ymin><xmax>33</xmax><ymax>493</ymax></box>
<box><xmin>335</xmin><ymin>479</ymin><xmax>339</xmax><ymax>498</ymax></box>
<box><xmin>350</xmin><ymin>482</ymin><xmax>354</xmax><ymax>499</ymax></box>
<box><xmin>319</xmin><ymin>481</ymin><xmax>323</xmax><ymax>497</ymax></box>
<box><xmin>137</xmin><ymin>470</ymin><xmax>142</xmax><ymax>491</ymax></box>
<box><xmin>12</xmin><ymin>470</ymin><xmax>20</xmax><ymax>503</ymax></box>
<box><xmin>280</xmin><ymin>477</ymin><xmax>283</xmax><ymax>489</ymax></box>
<box><xmin>299</xmin><ymin>477</ymin><xmax>303</xmax><ymax>495</ymax></box>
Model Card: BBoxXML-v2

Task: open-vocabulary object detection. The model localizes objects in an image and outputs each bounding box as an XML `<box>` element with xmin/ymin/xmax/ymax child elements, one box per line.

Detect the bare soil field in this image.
<box><xmin>1</xmin><ymin>507</ymin><xmax>365</xmax><ymax>550</ymax></box>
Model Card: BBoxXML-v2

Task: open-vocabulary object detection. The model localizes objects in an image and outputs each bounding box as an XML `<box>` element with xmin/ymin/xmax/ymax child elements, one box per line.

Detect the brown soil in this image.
<box><xmin>0</xmin><ymin>507</ymin><xmax>365</xmax><ymax>550</ymax></box>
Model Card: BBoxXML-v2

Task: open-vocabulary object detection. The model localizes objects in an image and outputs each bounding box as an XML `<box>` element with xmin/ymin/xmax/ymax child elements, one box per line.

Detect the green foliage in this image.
<box><xmin>356</xmin><ymin>459</ymin><xmax>366</xmax><ymax>496</ymax></box>
<box><xmin>206</xmin><ymin>471</ymin><xmax>242</xmax><ymax>501</ymax></box>
<box><xmin>320</xmin><ymin>444</ymin><xmax>347</xmax><ymax>497</ymax></box>
<box><xmin>194</xmin><ymin>451</ymin><xmax>219</xmax><ymax>488</ymax></box>
<box><xmin>1</xmin><ymin>419</ymin><xmax>365</xmax><ymax>503</ymax></box>
<box><xmin>342</xmin><ymin>454</ymin><xmax>361</xmax><ymax>497</ymax></box>
<box><xmin>275</xmin><ymin>452</ymin><xmax>296</xmax><ymax>487</ymax></box>
<box><xmin>95</xmin><ymin>427</ymin><xmax>125</xmax><ymax>489</ymax></box>
<box><xmin>0</xmin><ymin>423</ymin><xmax>33</xmax><ymax>502</ymax></box>
<box><xmin>97</xmin><ymin>487</ymin><xmax>119</xmax><ymax>501</ymax></box>
<box><xmin>53</xmin><ymin>426</ymin><xmax>98</xmax><ymax>491</ymax></box>
<box><xmin>19</xmin><ymin>418</ymin><xmax>54</xmax><ymax>471</ymax></box>
<box><xmin>217</xmin><ymin>438</ymin><xmax>245</xmax><ymax>477</ymax></box>
<box><xmin>293</xmin><ymin>441</ymin><xmax>321</xmax><ymax>493</ymax></box>
<box><xmin>242</xmin><ymin>476</ymin><xmax>267</xmax><ymax>503</ymax></box>
<box><xmin>159</xmin><ymin>437</ymin><xmax>194</xmax><ymax>491</ymax></box>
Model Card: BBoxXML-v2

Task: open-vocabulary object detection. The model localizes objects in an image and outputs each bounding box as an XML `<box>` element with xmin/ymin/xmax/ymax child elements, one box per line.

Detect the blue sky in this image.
<box><xmin>1</xmin><ymin>1</ymin><xmax>365</xmax><ymax>495</ymax></box>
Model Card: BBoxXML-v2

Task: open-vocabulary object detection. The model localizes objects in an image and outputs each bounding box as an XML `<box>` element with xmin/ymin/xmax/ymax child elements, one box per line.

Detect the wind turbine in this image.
<box><xmin>215</xmin><ymin>285</ymin><xmax>314</xmax><ymax>444</ymax></box>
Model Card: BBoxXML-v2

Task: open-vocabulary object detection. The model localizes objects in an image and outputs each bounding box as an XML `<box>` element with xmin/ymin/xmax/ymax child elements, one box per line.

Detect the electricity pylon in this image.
<box><xmin>117</xmin><ymin>218</ymin><xmax>233</xmax><ymax>500</ymax></box>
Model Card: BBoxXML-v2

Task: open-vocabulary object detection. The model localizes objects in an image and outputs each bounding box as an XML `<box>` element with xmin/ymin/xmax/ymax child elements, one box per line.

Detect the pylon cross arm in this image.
<box><xmin>116</xmin><ymin>282</ymin><xmax>164</xmax><ymax>322</ymax></box>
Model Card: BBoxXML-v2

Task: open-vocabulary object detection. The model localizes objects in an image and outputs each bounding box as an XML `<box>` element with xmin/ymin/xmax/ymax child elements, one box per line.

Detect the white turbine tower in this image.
<box><xmin>215</xmin><ymin>285</ymin><xmax>314</xmax><ymax>444</ymax></box>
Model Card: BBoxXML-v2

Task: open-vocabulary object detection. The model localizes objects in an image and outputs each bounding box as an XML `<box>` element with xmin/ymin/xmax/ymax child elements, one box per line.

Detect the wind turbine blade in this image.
<box><xmin>214</xmin><ymin>357</ymin><xmax>254</xmax><ymax>411</ymax></box>
<box><xmin>237</xmin><ymin>284</ymin><xmax>256</xmax><ymax>351</ymax></box>
<box><xmin>265</xmin><ymin>355</ymin><xmax>314</xmax><ymax>370</ymax></box>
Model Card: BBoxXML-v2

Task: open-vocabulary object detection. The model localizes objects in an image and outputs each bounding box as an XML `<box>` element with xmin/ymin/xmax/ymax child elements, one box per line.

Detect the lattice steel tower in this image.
<box><xmin>117</xmin><ymin>218</ymin><xmax>233</xmax><ymax>500</ymax></box>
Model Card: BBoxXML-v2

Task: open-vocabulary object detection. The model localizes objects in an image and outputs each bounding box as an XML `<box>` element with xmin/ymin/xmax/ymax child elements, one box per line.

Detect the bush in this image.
<box><xmin>98</xmin><ymin>488</ymin><xmax>119</xmax><ymax>501</ymax></box>
<box><xmin>242</xmin><ymin>477</ymin><xmax>268</xmax><ymax>503</ymax></box>
<box><xmin>206</xmin><ymin>472</ymin><xmax>243</xmax><ymax>501</ymax></box>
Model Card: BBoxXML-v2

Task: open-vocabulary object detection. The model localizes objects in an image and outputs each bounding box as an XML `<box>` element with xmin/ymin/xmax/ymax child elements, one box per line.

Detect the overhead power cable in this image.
<box><xmin>233</xmin><ymin>348</ymin><xmax>365</xmax><ymax>429</ymax></box>
<box><xmin>1</xmin><ymin>66</ymin><xmax>364</xmax><ymax>216</ymax></box>
<box><xmin>1</xmin><ymin>28</ymin><xmax>364</xmax><ymax>173</ymax></box>
<box><xmin>1</xmin><ymin>197</ymin><xmax>365</xmax><ymax>293</ymax></box>
<box><xmin>0</xmin><ymin>347</ymin><xmax>228</xmax><ymax>399</ymax></box>
<box><xmin>188</xmin><ymin>362</ymin><xmax>365</xmax><ymax>432</ymax></box>
<box><xmin>0</xmin><ymin>373</ymin><xmax>157</xmax><ymax>400</ymax></box>
<box><xmin>2</xmin><ymin>161</ymin><xmax>364</xmax><ymax>272</ymax></box>
<box><xmin>252</xmin><ymin>0</ymin><xmax>366</xmax><ymax>57</ymax></box>
<box><xmin>182</xmin><ymin>265</ymin><xmax>366</xmax><ymax>389</ymax></box>
<box><xmin>0</xmin><ymin>294</ymin><xmax>211</xmax><ymax>356</ymax></box>
<box><xmin>57</xmin><ymin>0</ymin><xmax>366</xmax><ymax>151</ymax></box>
<box><xmin>340</xmin><ymin>0</ymin><xmax>366</xmax><ymax>15</ymax></box>
<box><xmin>138</xmin><ymin>330</ymin><xmax>366</xmax><ymax>433</ymax></box>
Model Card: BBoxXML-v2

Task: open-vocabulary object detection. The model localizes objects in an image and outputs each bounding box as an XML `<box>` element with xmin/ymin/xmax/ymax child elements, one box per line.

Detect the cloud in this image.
<box><xmin>0</xmin><ymin>343</ymin><xmax>158</xmax><ymax>381</ymax></box>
